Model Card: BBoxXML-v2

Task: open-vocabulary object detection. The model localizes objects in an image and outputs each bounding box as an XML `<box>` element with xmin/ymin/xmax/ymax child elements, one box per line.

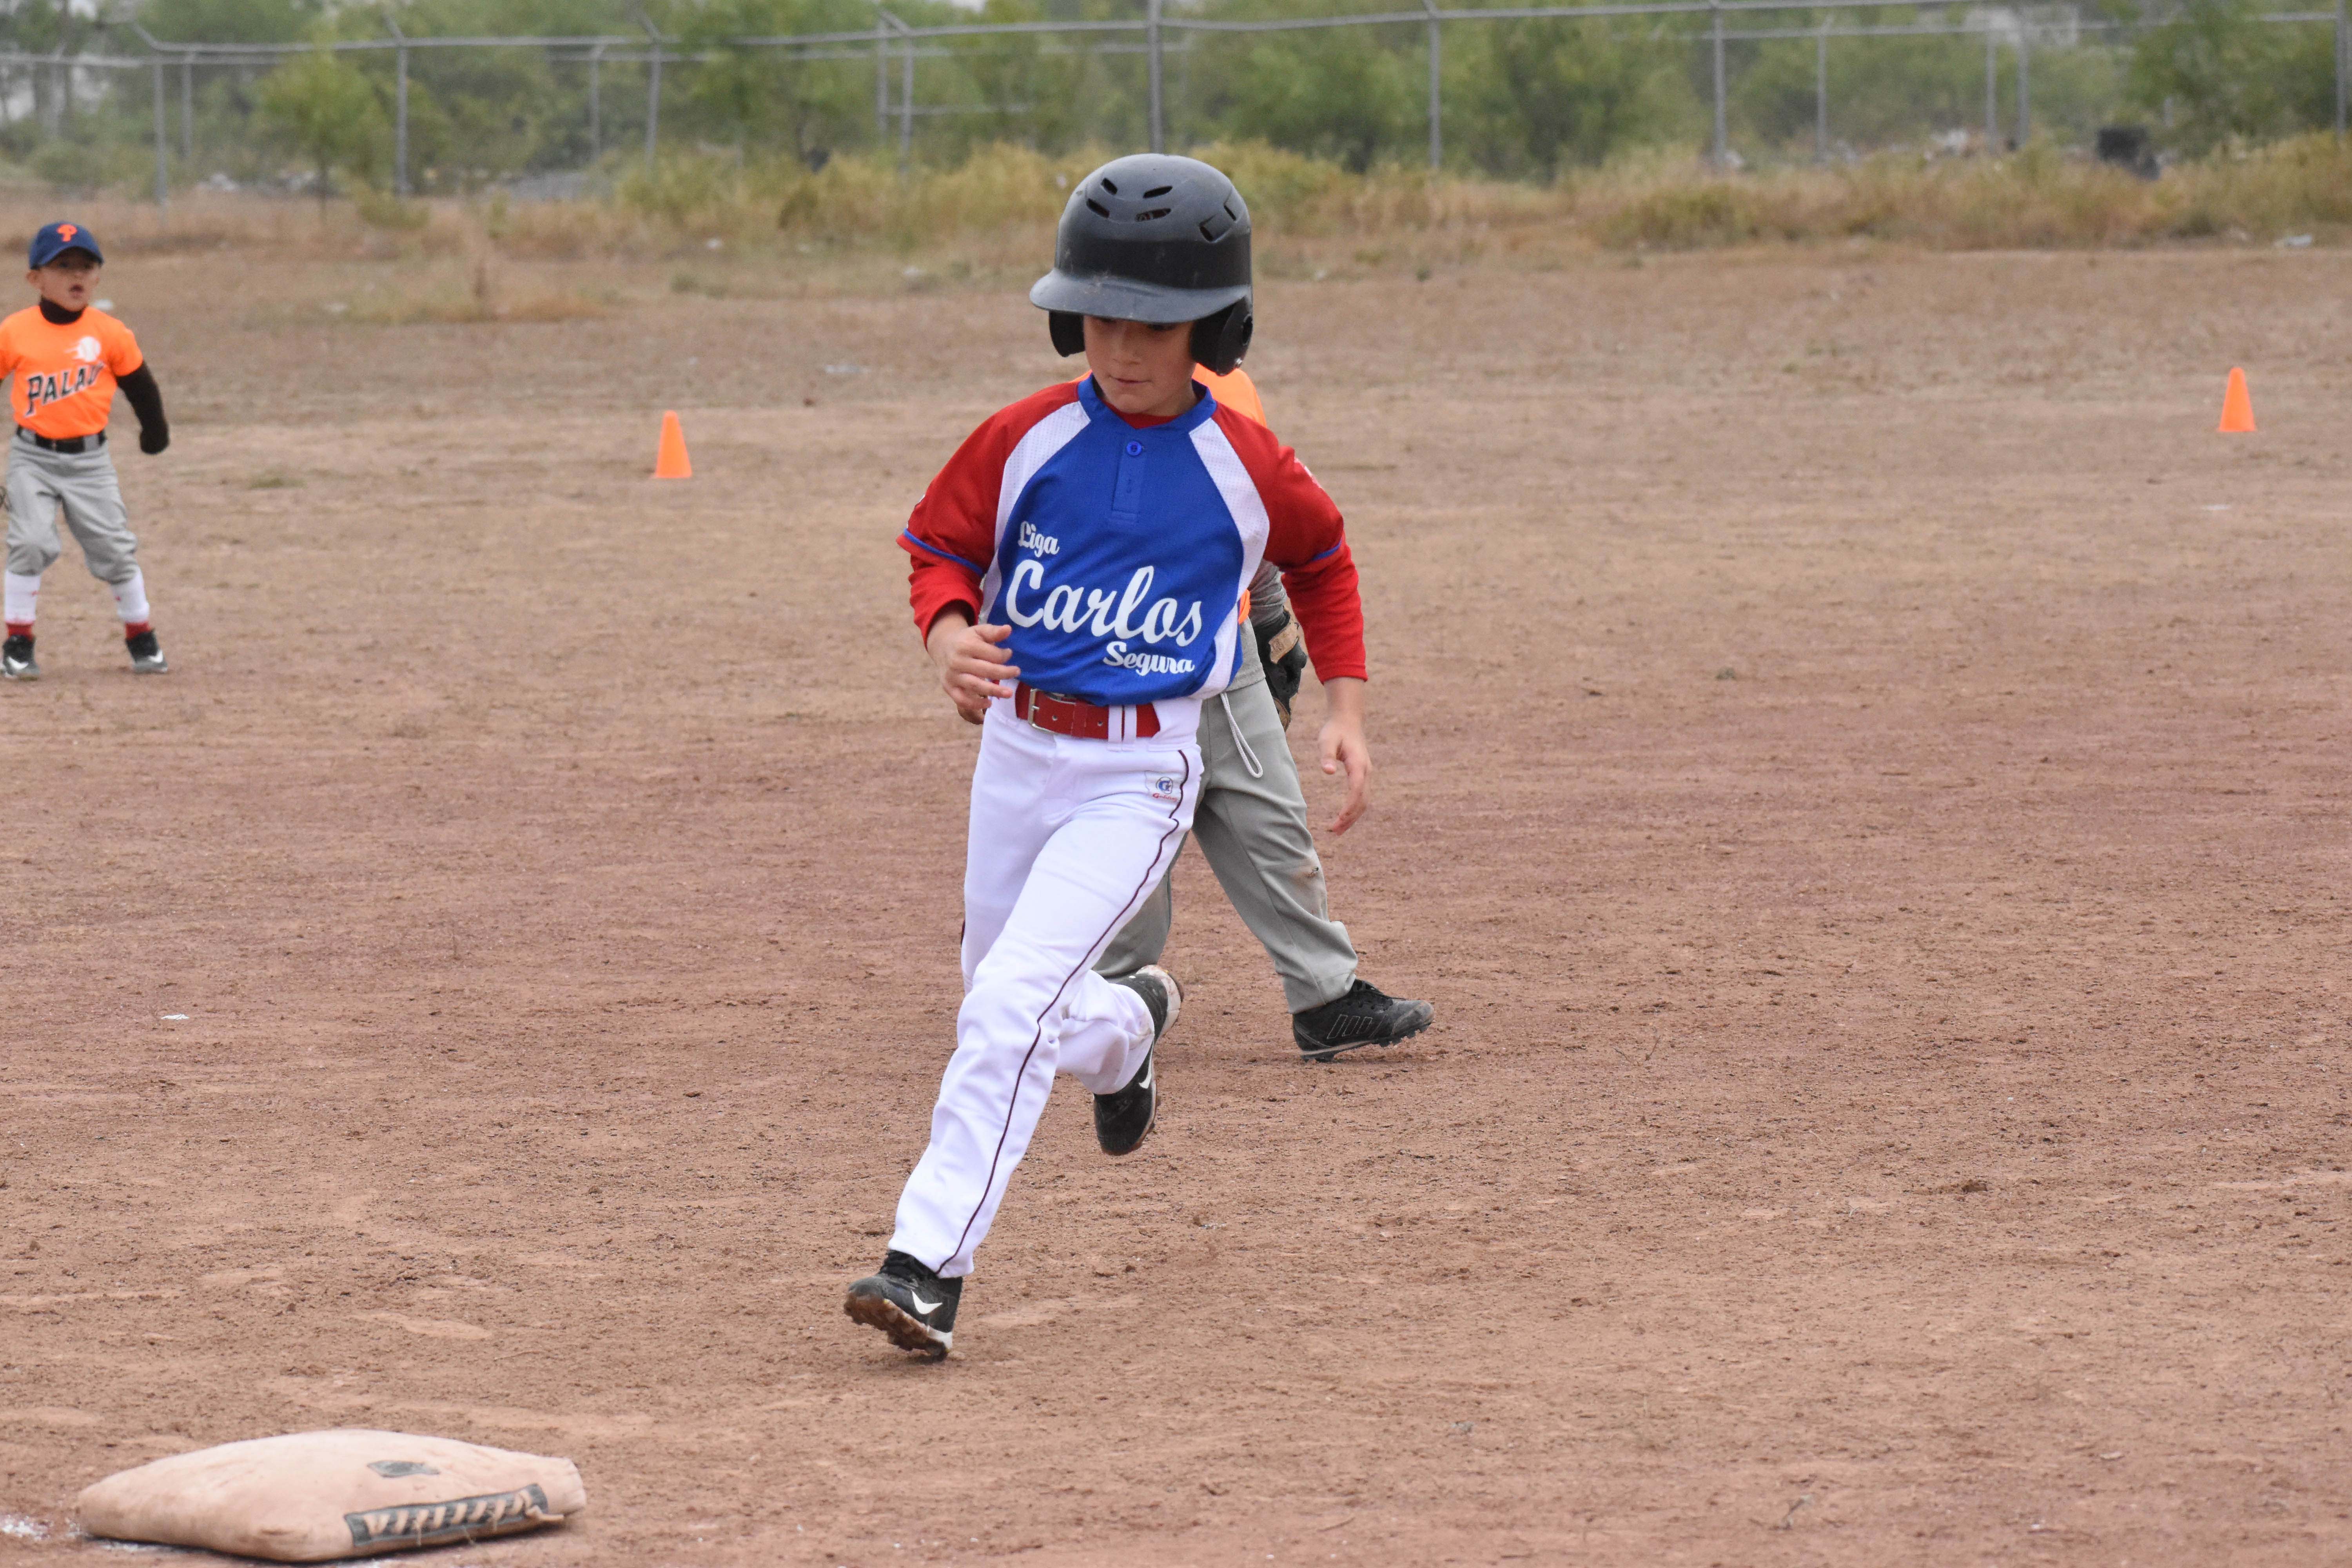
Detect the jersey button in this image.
<box><xmin>1125</xmin><ymin>440</ymin><xmax>1144</xmax><ymax>457</ymax></box>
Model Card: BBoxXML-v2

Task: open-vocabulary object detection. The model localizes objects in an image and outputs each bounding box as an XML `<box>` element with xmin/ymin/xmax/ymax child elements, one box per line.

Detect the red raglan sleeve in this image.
<box><xmin>899</xmin><ymin>385</ymin><xmax>1082</xmax><ymax>642</ymax></box>
<box><xmin>899</xmin><ymin>415</ymin><xmax>1013</xmax><ymax>642</ymax></box>
<box><xmin>1220</xmin><ymin>408</ymin><xmax>1368</xmax><ymax>683</ymax></box>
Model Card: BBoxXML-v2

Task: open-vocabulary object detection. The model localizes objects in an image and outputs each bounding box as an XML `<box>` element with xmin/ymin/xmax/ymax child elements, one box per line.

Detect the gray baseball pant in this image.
<box><xmin>1096</xmin><ymin>650</ymin><xmax>1359</xmax><ymax>1014</ymax></box>
<box><xmin>5</xmin><ymin>435</ymin><xmax>140</xmax><ymax>585</ymax></box>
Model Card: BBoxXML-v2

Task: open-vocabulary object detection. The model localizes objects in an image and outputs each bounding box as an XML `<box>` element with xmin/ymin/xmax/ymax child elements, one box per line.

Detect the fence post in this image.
<box><xmin>1983</xmin><ymin>19</ymin><xmax>1996</xmax><ymax>147</ymax></box>
<box><xmin>1709</xmin><ymin>0</ymin><xmax>1726</xmax><ymax>166</ymax></box>
<box><xmin>2336</xmin><ymin>0</ymin><xmax>2346</xmax><ymax>140</ymax></box>
<box><xmin>180</xmin><ymin>55</ymin><xmax>192</xmax><ymax>162</ymax></box>
<box><xmin>898</xmin><ymin>34</ymin><xmax>914</xmax><ymax>171</ymax></box>
<box><xmin>588</xmin><ymin>44</ymin><xmax>603</xmax><ymax>160</ymax></box>
<box><xmin>645</xmin><ymin>30</ymin><xmax>662</xmax><ymax>171</ymax></box>
<box><xmin>2015</xmin><ymin>17</ymin><xmax>2029</xmax><ymax>145</ymax></box>
<box><xmin>875</xmin><ymin>19</ymin><xmax>889</xmax><ymax>146</ymax></box>
<box><xmin>1147</xmin><ymin>0</ymin><xmax>1164</xmax><ymax>153</ymax></box>
<box><xmin>151</xmin><ymin>55</ymin><xmax>169</xmax><ymax>209</ymax></box>
<box><xmin>1814</xmin><ymin>20</ymin><xmax>1827</xmax><ymax>162</ymax></box>
<box><xmin>388</xmin><ymin>17</ymin><xmax>409</xmax><ymax>196</ymax></box>
<box><xmin>1425</xmin><ymin>0</ymin><xmax>1441</xmax><ymax>172</ymax></box>
<box><xmin>1182</xmin><ymin>32</ymin><xmax>1195</xmax><ymax>143</ymax></box>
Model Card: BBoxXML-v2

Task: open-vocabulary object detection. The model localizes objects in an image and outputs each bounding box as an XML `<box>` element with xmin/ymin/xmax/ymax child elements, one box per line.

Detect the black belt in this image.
<box><xmin>16</xmin><ymin>428</ymin><xmax>103</xmax><ymax>453</ymax></box>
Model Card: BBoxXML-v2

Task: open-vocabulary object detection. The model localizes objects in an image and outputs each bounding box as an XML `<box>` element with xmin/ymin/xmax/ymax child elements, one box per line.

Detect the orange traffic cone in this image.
<box><xmin>654</xmin><ymin>410</ymin><xmax>693</xmax><ymax>477</ymax></box>
<box><xmin>2217</xmin><ymin>368</ymin><xmax>2256</xmax><ymax>434</ymax></box>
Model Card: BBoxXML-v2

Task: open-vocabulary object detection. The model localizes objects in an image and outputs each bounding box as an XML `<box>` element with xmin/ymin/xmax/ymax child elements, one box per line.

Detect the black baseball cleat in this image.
<box><xmin>1292</xmin><ymin>978</ymin><xmax>1434</xmax><ymax>1062</ymax></box>
<box><xmin>124</xmin><ymin>628</ymin><xmax>167</xmax><ymax>674</ymax></box>
<box><xmin>2</xmin><ymin>634</ymin><xmax>36</xmax><ymax>681</ymax></box>
<box><xmin>844</xmin><ymin>1250</ymin><xmax>962</xmax><ymax>1359</ymax></box>
<box><xmin>1094</xmin><ymin>1050</ymin><xmax>1157</xmax><ymax>1156</ymax></box>
<box><xmin>1096</xmin><ymin>965</ymin><xmax>1179</xmax><ymax>1156</ymax></box>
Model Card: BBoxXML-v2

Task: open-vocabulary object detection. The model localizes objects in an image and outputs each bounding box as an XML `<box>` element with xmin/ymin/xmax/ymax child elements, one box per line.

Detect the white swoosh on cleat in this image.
<box><xmin>908</xmin><ymin>1289</ymin><xmax>941</xmax><ymax>1315</ymax></box>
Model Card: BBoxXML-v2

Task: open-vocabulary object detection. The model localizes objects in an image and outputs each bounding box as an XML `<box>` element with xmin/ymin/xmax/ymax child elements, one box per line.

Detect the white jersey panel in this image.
<box><xmin>976</xmin><ymin>400</ymin><xmax>1091</xmax><ymax>624</ymax></box>
<box><xmin>1185</xmin><ymin>416</ymin><xmax>1273</xmax><ymax>701</ymax></box>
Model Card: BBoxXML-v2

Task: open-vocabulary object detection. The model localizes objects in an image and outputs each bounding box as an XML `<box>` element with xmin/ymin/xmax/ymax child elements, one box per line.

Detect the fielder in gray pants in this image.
<box><xmin>1097</xmin><ymin>561</ymin><xmax>1434</xmax><ymax>1061</ymax></box>
<box><xmin>1</xmin><ymin>224</ymin><xmax>172</xmax><ymax>681</ymax></box>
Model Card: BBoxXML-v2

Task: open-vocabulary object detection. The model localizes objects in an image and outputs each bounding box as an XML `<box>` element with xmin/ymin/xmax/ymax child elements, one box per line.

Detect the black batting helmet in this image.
<box><xmin>1029</xmin><ymin>154</ymin><xmax>1254</xmax><ymax>375</ymax></box>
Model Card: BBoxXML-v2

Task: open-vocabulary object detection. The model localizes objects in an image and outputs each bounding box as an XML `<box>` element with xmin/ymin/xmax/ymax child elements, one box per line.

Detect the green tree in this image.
<box><xmin>1200</xmin><ymin>17</ymin><xmax>1423</xmax><ymax>172</ymax></box>
<box><xmin>141</xmin><ymin>0</ymin><xmax>319</xmax><ymax>45</ymax></box>
<box><xmin>1728</xmin><ymin>22</ymin><xmax>2127</xmax><ymax>155</ymax></box>
<box><xmin>2129</xmin><ymin>0</ymin><xmax>2338</xmax><ymax>153</ymax></box>
<box><xmin>374</xmin><ymin>0</ymin><xmax>642</xmax><ymax>180</ymax></box>
<box><xmin>1459</xmin><ymin>16</ymin><xmax>1694</xmax><ymax>174</ymax></box>
<box><xmin>933</xmin><ymin>0</ymin><xmax>1099</xmax><ymax>162</ymax></box>
<box><xmin>682</xmin><ymin>0</ymin><xmax>883</xmax><ymax>165</ymax></box>
<box><xmin>256</xmin><ymin>46</ymin><xmax>388</xmax><ymax>195</ymax></box>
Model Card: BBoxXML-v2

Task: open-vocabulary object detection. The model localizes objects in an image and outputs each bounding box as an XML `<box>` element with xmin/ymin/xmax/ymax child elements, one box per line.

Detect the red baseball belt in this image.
<box><xmin>1013</xmin><ymin>682</ymin><xmax>1160</xmax><ymax>741</ymax></box>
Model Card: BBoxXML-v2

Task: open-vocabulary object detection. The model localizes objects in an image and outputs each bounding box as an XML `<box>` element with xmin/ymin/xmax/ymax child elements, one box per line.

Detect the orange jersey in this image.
<box><xmin>0</xmin><ymin>305</ymin><xmax>143</xmax><ymax>439</ymax></box>
<box><xmin>1197</xmin><ymin>364</ymin><xmax>1266</xmax><ymax>426</ymax></box>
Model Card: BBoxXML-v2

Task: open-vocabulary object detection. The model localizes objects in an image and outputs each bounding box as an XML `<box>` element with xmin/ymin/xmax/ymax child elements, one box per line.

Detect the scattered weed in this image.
<box><xmin>0</xmin><ymin>133</ymin><xmax>2339</xmax><ymax>299</ymax></box>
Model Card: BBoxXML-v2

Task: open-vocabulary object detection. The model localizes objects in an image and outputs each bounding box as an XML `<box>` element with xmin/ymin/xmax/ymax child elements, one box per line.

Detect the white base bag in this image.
<box><xmin>75</xmin><ymin>1429</ymin><xmax>586</xmax><ymax>1561</ymax></box>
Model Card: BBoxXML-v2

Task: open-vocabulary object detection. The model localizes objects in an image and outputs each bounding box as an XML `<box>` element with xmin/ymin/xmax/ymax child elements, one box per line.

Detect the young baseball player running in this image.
<box><xmin>846</xmin><ymin>154</ymin><xmax>1373</xmax><ymax>1358</ymax></box>
<box><xmin>0</xmin><ymin>221</ymin><xmax>172</xmax><ymax>681</ymax></box>
<box><xmin>1095</xmin><ymin>369</ymin><xmax>1434</xmax><ymax>1062</ymax></box>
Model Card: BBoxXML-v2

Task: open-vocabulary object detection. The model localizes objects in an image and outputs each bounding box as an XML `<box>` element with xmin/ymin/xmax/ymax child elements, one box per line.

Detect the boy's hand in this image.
<box><xmin>1317</xmin><ymin>676</ymin><xmax>1372</xmax><ymax>835</ymax></box>
<box><xmin>139</xmin><ymin>425</ymin><xmax>168</xmax><ymax>455</ymax></box>
<box><xmin>926</xmin><ymin>610</ymin><xmax>1018</xmax><ymax>726</ymax></box>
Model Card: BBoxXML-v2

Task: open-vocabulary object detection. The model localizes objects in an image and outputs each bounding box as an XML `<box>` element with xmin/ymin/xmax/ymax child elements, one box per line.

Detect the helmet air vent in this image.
<box><xmin>1086</xmin><ymin>198</ymin><xmax>1111</xmax><ymax>218</ymax></box>
<box><xmin>1099</xmin><ymin>177</ymin><xmax>1120</xmax><ymax>195</ymax></box>
<box><xmin>1143</xmin><ymin>185</ymin><xmax>1173</xmax><ymax>198</ymax></box>
<box><xmin>1135</xmin><ymin>207</ymin><xmax>1171</xmax><ymax>222</ymax></box>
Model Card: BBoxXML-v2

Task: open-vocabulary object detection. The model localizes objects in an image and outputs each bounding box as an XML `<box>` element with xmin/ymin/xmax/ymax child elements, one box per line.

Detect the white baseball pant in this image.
<box><xmin>889</xmin><ymin>699</ymin><xmax>1204</xmax><ymax>1279</ymax></box>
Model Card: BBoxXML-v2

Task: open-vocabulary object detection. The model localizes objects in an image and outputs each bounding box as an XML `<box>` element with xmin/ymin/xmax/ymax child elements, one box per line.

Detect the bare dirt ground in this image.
<box><xmin>2</xmin><ymin>235</ymin><xmax>2350</xmax><ymax>1567</ymax></box>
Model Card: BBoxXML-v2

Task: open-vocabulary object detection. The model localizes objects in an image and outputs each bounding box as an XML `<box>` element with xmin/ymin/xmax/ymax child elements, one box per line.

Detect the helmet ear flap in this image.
<box><xmin>1048</xmin><ymin>310</ymin><xmax>1086</xmax><ymax>358</ymax></box>
<box><xmin>1191</xmin><ymin>300</ymin><xmax>1253</xmax><ymax>376</ymax></box>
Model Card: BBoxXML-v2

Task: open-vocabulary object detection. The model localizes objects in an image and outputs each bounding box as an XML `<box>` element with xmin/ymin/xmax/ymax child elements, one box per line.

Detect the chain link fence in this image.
<box><xmin>0</xmin><ymin>0</ymin><xmax>2341</xmax><ymax>204</ymax></box>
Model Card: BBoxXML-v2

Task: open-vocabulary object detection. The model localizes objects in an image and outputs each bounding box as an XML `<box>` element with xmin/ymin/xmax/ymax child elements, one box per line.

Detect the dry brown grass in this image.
<box><xmin>1575</xmin><ymin>136</ymin><xmax>2352</xmax><ymax>248</ymax></box>
<box><xmin>622</xmin><ymin>136</ymin><xmax>2352</xmax><ymax>254</ymax></box>
<box><xmin>11</xmin><ymin>132</ymin><xmax>2339</xmax><ymax>315</ymax></box>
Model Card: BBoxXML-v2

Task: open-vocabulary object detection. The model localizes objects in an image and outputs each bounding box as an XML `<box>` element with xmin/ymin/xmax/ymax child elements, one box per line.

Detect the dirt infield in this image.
<box><xmin>3</xmin><ymin>241</ymin><xmax>2349</xmax><ymax>1566</ymax></box>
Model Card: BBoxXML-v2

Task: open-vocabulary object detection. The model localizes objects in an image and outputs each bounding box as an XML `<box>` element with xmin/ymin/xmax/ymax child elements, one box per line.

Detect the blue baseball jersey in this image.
<box><xmin>901</xmin><ymin>376</ymin><xmax>1365</xmax><ymax>711</ymax></box>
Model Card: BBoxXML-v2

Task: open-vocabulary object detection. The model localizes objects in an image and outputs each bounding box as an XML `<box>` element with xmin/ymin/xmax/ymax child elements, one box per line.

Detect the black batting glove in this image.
<box><xmin>1254</xmin><ymin>610</ymin><xmax>1308</xmax><ymax>731</ymax></box>
<box><xmin>139</xmin><ymin>424</ymin><xmax>169</xmax><ymax>456</ymax></box>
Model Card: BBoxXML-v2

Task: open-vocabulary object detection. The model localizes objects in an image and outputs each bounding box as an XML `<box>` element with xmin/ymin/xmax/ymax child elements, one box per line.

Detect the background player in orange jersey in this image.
<box><xmin>1</xmin><ymin>221</ymin><xmax>172</xmax><ymax>681</ymax></box>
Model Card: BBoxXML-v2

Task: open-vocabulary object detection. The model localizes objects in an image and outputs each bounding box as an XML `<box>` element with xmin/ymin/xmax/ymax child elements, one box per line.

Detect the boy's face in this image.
<box><xmin>1084</xmin><ymin>316</ymin><xmax>1197</xmax><ymax>420</ymax></box>
<box><xmin>27</xmin><ymin>252</ymin><xmax>99</xmax><ymax>310</ymax></box>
